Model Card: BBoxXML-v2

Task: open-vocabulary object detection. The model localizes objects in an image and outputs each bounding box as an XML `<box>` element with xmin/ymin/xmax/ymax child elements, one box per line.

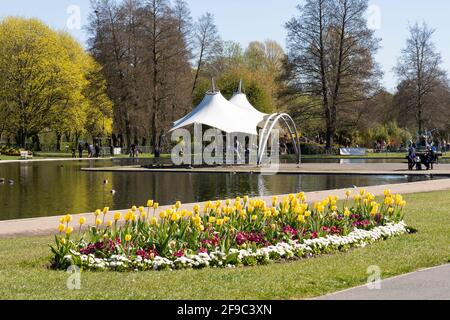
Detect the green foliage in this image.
<box><xmin>300</xmin><ymin>143</ymin><xmax>338</xmax><ymax>155</ymax></box>
<box><xmin>0</xmin><ymin>145</ymin><xmax>21</xmax><ymax>156</ymax></box>
<box><xmin>368</xmin><ymin>122</ymin><xmax>412</xmax><ymax>146</ymax></box>
<box><xmin>0</xmin><ymin>17</ymin><xmax>112</xmax><ymax>148</ymax></box>
<box><xmin>194</xmin><ymin>40</ymin><xmax>285</xmax><ymax>115</ymax></box>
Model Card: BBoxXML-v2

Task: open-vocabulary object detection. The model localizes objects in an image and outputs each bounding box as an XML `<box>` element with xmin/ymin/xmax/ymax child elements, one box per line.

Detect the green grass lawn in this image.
<box><xmin>0</xmin><ymin>155</ymin><xmax>20</xmax><ymax>161</ymax></box>
<box><xmin>0</xmin><ymin>191</ymin><xmax>449</xmax><ymax>300</ymax></box>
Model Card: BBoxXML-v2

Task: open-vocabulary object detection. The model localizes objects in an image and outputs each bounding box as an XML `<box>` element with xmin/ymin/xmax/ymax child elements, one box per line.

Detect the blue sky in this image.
<box><xmin>2</xmin><ymin>0</ymin><xmax>450</xmax><ymax>91</ymax></box>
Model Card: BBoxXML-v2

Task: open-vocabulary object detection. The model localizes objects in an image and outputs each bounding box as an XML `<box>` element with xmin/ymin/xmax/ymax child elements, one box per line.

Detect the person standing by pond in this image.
<box><xmin>95</xmin><ymin>144</ymin><xmax>100</xmax><ymax>158</ymax></box>
<box><xmin>78</xmin><ymin>143</ymin><xmax>83</xmax><ymax>159</ymax></box>
<box><xmin>88</xmin><ymin>144</ymin><xmax>95</xmax><ymax>158</ymax></box>
<box><xmin>129</xmin><ymin>144</ymin><xmax>136</xmax><ymax>158</ymax></box>
<box><xmin>408</xmin><ymin>143</ymin><xmax>416</xmax><ymax>171</ymax></box>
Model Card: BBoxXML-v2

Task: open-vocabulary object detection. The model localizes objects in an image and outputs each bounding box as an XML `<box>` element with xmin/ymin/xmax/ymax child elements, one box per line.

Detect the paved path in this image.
<box><xmin>317</xmin><ymin>264</ymin><xmax>450</xmax><ymax>300</ymax></box>
<box><xmin>81</xmin><ymin>162</ymin><xmax>450</xmax><ymax>176</ymax></box>
<box><xmin>2</xmin><ymin>178</ymin><xmax>450</xmax><ymax>238</ymax></box>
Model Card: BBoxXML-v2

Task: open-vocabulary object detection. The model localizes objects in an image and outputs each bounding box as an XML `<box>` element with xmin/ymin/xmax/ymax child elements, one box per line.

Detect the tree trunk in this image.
<box><xmin>17</xmin><ymin>129</ymin><xmax>28</xmax><ymax>148</ymax></box>
<box><xmin>325</xmin><ymin>112</ymin><xmax>335</xmax><ymax>153</ymax></box>
<box><xmin>56</xmin><ymin>132</ymin><xmax>62</xmax><ymax>151</ymax></box>
<box><xmin>32</xmin><ymin>135</ymin><xmax>41</xmax><ymax>151</ymax></box>
<box><xmin>112</xmin><ymin>133</ymin><xmax>118</xmax><ymax>148</ymax></box>
<box><xmin>417</xmin><ymin>88</ymin><xmax>423</xmax><ymax>134</ymax></box>
<box><xmin>151</xmin><ymin>112</ymin><xmax>158</xmax><ymax>154</ymax></box>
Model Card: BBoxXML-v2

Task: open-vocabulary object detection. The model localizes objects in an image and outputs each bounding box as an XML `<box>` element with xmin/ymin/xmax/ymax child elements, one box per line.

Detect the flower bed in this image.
<box><xmin>50</xmin><ymin>190</ymin><xmax>409</xmax><ymax>272</ymax></box>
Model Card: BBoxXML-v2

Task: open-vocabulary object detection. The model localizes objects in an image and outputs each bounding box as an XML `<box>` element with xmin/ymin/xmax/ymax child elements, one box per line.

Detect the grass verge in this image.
<box><xmin>0</xmin><ymin>191</ymin><xmax>449</xmax><ymax>300</ymax></box>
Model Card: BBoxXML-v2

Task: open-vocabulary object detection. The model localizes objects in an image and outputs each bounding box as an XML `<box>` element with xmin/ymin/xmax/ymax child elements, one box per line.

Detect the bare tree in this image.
<box><xmin>88</xmin><ymin>0</ymin><xmax>192</xmax><ymax>151</ymax></box>
<box><xmin>395</xmin><ymin>22</ymin><xmax>447</xmax><ymax>134</ymax></box>
<box><xmin>285</xmin><ymin>0</ymin><xmax>380</xmax><ymax>151</ymax></box>
<box><xmin>173</xmin><ymin>0</ymin><xmax>193</xmax><ymax>43</ymax></box>
<box><xmin>192</xmin><ymin>13</ymin><xmax>221</xmax><ymax>94</ymax></box>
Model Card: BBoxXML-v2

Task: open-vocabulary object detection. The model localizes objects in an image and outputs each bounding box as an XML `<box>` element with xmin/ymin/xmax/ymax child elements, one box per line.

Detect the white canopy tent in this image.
<box><xmin>170</xmin><ymin>80</ymin><xmax>301</xmax><ymax>165</ymax></box>
<box><xmin>171</xmin><ymin>90</ymin><xmax>261</xmax><ymax>135</ymax></box>
<box><xmin>229</xmin><ymin>81</ymin><xmax>267</xmax><ymax>125</ymax></box>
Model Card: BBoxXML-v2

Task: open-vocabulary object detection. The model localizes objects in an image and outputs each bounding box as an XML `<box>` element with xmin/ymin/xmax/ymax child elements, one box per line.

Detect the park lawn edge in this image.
<box><xmin>0</xmin><ymin>190</ymin><xmax>449</xmax><ymax>300</ymax></box>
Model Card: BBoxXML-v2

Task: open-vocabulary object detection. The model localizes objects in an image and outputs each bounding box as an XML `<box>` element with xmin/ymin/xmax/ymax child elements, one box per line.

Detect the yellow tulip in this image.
<box><xmin>65</xmin><ymin>215</ymin><xmax>73</xmax><ymax>223</ymax></box>
<box><xmin>344</xmin><ymin>208</ymin><xmax>351</xmax><ymax>217</ymax></box>
<box><xmin>60</xmin><ymin>238</ymin><xmax>66</xmax><ymax>245</ymax></box>
<box><xmin>147</xmin><ymin>200</ymin><xmax>154</xmax><ymax>207</ymax></box>
<box><xmin>79</xmin><ymin>217</ymin><xmax>86</xmax><ymax>225</ymax></box>
<box><xmin>141</xmin><ymin>212</ymin><xmax>147</xmax><ymax>220</ymax></box>
<box><xmin>59</xmin><ymin>217</ymin><xmax>65</xmax><ymax>223</ymax></box>
<box><xmin>96</xmin><ymin>218</ymin><xmax>102</xmax><ymax>226</ymax></box>
<box><xmin>384</xmin><ymin>189</ymin><xmax>391</xmax><ymax>197</ymax></box>
<box><xmin>209</xmin><ymin>217</ymin><xmax>216</xmax><ymax>224</ymax></box>
<box><xmin>304</xmin><ymin>210</ymin><xmax>311</xmax><ymax>217</ymax></box>
<box><xmin>175</xmin><ymin>201</ymin><xmax>182</xmax><ymax>209</ymax></box>
<box><xmin>243</xmin><ymin>196</ymin><xmax>249</xmax><ymax>203</ymax></box>
<box><xmin>252</xmin><ymin>215</ymin><xmax>258</xmax><ymax>221</ymax></box>
<box><xmin>103</xmin><ymin>207</ymin><xmax>109</xmax><ymax>214</ymax></box>
<box><xmin>193</xmin><ymin>204</ymin><xmax>200</xmax><ymax>213</ymax></box>
<box><xmin>94</xmin><ymin>209</ymin><xmax>101</xmax><ymax>217</ymax></box>
<box><xmin>107</xmin><ymin>221</ymin><xmax>113</xmax><ymax>228</ymax></box>
<box><xmin>57</xmin><ymin>224</ymin><xmax>65</xmax><ymax>233</ymax></box>
<box><xmin>370</xmin><ymin>206</ymin><xmax>379</xmax><ymax>216</ymax></box>
<box><xmin>359</xmin><ymin>189</ymin><xmax>366</xmax><ymax>196</ymax></box>
<box><xmin>297</xmin><ymin>215</ymin><xmax>306</xmax><ymax>224</ymax></box>
<box><xmin>216</xmin><ymin>219</ymin><xmax>224</xmax><ymax>226</ymax></box>
<box><xmin>345</xmin><ymin>190</ymin><xmax>351</xmax><ymax>198</ymax></box>
<box><xmin>225</xmin><ymin>199</ymin><xmax>231</xmax><ymax>206</ymax></box>
<box><xmin>151</xmin><ymin>217</ymin><xmax>158</xmax><ymax>226</ymax></box>
<box><xmin>125</xmin><ymin>234</ymin><xmax>132</xmax><ymax>242</ymax></box>
<box><xmin>171</xmin><ymin>213</ymin><xmax>180</xmax><ymax>222</ymax></box>
<box><xmin>388</xmin><ymin>207</ymin><xmax>394</xmax><ymax>214</ymax></box>
<box><xmin>114</xmin><ymin>212</ymin><xmax>122</xmax><ymax>221</ymax></box>
<box><xmin>153</xmin><ymin>203</ymin><xmax>159</xmax><ymax>210</ymax></box>
<box><xmin>131</xmin><ymin>206</ymin><xmax>137</xmax><ymax>212</ymax></box>
<box><xmin>224</xmin><ymin>216</ymin><xmax>230</xmax><ymax>223</ymax></box>
<box><xmin>138</xmin><ymin>206</ymin><xmax>145</xmax><ymax>212</ymax></box>
<box><xmin>66</xmin><ymin>227</ymin><xmax>73</xmax><ymax>235</ymax></box>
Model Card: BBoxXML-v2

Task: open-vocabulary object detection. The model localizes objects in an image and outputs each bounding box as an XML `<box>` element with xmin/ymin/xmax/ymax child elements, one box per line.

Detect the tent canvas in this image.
<box><xmin>171</xmin><ymin>91</ymin><xmax>261</xmax><ymax>135</ymax></box>
<box><xmin>229</xmin><ymin>92</ymin><xmax>267</xmax><ymax>125</ymax></box>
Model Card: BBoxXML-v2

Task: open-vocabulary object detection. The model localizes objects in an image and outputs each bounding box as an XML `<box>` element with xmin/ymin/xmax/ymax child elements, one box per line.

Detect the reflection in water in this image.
<box><xmin>0</xmin><ymin>159</ymin><xmax>444</xmax><ymax>221</ymax></box>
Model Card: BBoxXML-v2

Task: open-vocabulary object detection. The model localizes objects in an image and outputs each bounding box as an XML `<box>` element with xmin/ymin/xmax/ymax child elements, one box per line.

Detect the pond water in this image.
<box><xmin>0</xmin><ymin>158</ymin><xmax>444</xmax><ymax>221</ymax></box>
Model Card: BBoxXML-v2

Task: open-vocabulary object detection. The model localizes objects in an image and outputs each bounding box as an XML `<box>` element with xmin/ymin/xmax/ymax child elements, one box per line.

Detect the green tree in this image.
<box><xmin>0</xmin><ymin>18</ymin><xmax>79</xmax><ymax>148</ymax></box>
